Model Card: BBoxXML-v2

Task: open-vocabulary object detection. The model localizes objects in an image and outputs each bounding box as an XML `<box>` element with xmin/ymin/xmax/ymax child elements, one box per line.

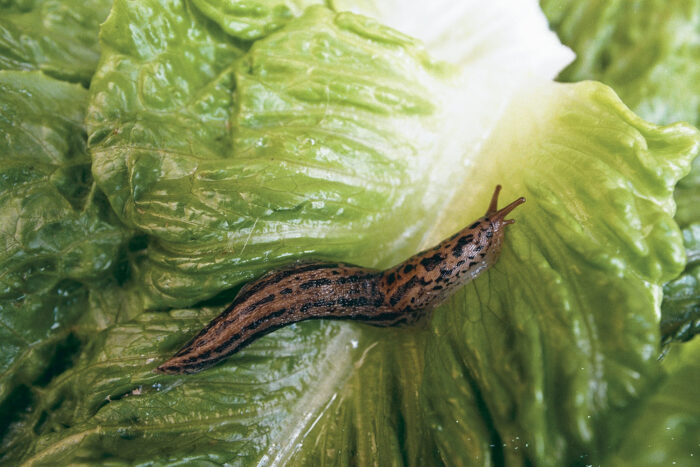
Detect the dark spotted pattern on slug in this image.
<box><xmin>156</xmin><ymin>185</ymin><xmax>525</xmax><ymax>374</ymax></box>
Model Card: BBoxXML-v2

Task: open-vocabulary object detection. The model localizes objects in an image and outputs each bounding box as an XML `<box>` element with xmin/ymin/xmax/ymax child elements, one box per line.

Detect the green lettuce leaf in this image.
<box><xmin>88</xmin><ymin>1</ymin><xmax>470</xmax><ymax>307</ymax></box>
<box><xmin>0</xmin><ymin>71</ymin><xmax>126</xmax><ymax>293</ymax></box>
<box><xmin>539</xmin><ymin>0</ymin><xmax>700</xmax><ymax>345</ymax></box>
<box><xmin>191</xmin><ymin>0</ymin><xmax>325</xmax><ymax>40</ymax></box>
<box><xmin>5</xmin><ymin>3</ymin><xmax>698</xmax><ymax>464</ymax></box>
<box><xmin>3</xmin><ymin>297</ymin><xmax>439</xmax><ymax>465</ymax></box>
<box><xmin>675</xmin><ymin>158</ymin><xmax>700</xmax><ymax>226</ymax></box>
<box><xmin>0</xmin><ymin>281</ymin><xmax>88</xmax><ymax>455</ymax></box>
<box><xmin>87</xmin><ymin>1</ymin><xmax>574</xmax><ymax>309</ymax></box>
<box><xmin>662</xmin><ymin>148</ymin><xmax>700</xmax><ymax>344</ymax></box>
<box><xmin>662</xmin><ymin>225</ymin><xmax>700</xmax><ymax>344</ymax></box>
<box><xmin>605</xmin><ymin>338</ymin><xmax>700</xmax><ymax>466</ymax></box>
<box><xmin>0</xmin><ymin>70</ymin><xmax>128</xmax><ymax>449</ymax></box>
<box><xmin>0</xmin><ymin>71</ymin><xmax>128</xmax><ymax>458</ymax></box>
<box><xmin>0</xmin><ymin>0</ymin><xmax>112</xmax><ymax>85</ymax></box>
<box><xmin>540</xmin><ymin>0</ymin><xmax>699</xmax><ymax>127</ymax></box>
<box><xmin>422</xmin><ymin>81</ymin><xmax>698</xmax><ymax>465</ymax></box>
<box><xmin>11</xmin><ymin>81</ymin><xmax>698</xmax><ymax>464</ymax></box>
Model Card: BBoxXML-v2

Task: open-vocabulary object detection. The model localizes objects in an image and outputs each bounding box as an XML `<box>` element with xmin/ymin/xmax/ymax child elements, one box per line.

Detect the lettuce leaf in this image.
<box><xmin>191</xmin><ymin>0</ymin><xmax>325</xmax><ymax>40</ymax></box>
<box><xmin>662</xmin><ymin>225</ymin><xmax>700</xmax><ymax>344</ymax></box>
<box><xmin>88</xmin><ymin>1</ymin><xmax>467</xmax><ymax>307</ymax></box>
<box><xmin>423</xmin><ymin>82</ymin><xmax>698</xmax><ymax>465</ymax></box>
<box><xmin>0</xmin><ymin>70</ymin><xmax>128</xmax><ymax>451</ymax></box>
<box><xmin>604</xmin><ymin>338</ymin><xmax>700</xmax><ymax>466</ymax></box>
<box><xmin>663</xmin><ymin>154</ymin><xmax>700</xmax><ymax>344</ymax></box>
<box><xmin>0</xmin><ymin>0</ymin><xmax>112</xmax><ymax>84</ymax></box>
<box><xmin>2</xmin><ymin>1</ymin><xmax>699</xmax><ymax>465</ymax></box>
<box><xmin>87</xmin><ymin>1</ymin><xmax>574</xmax><ymax>309</ymax></box>
<box><xmin>0</xmin><ymin>71</ymin><xmax>126</xmax><ymax>403</ymax></box>
<box><xmin>4</xmin><ymin>299</ymin><xmax>440</xmax><ymax>465</ymax></box>
<box><xmin>540</xmin><ymin>0</ymin><xmax>699</xmax><ymax>127</ymax></box>
<box><xmin>4</xmin><ymin>3</ymin><xmax>698</xmax><ymax>464</ymax></box>
<box><xmin>539</xmin><ymin>0</ymin><xmax>700</xmax><ymax>345</ymax></box>
<box><xmin>11</xmin><ymin>83</ymin><xmax>698</xmax><ymax>465</ymax></box>
<box><xmin>0</xmin><ymin>71</ymin><xmax>126</xmax><ymax>292</ymax></box>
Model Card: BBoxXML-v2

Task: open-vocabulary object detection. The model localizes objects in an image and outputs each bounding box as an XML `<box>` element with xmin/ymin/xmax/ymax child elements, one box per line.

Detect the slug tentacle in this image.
<box><xmin>486</xmin><ymin>184</ymin><xmax>503</xmax><ymax>214</ymax></box>
<box><xmin>487</xmin><ymin>185</ymin><xmax>526</xmax><ymax>224</ymax></box>
<box><xmin>156</xmin><ymin>185</ymin><xmax>525</xmax><ymax>374</ymax></box>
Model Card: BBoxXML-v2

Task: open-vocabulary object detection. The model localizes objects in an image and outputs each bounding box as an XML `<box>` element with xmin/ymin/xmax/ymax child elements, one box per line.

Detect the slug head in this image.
<box><xmin>478</xmin><ymin>185</ymin><xmax>526</xmax><ymax>259</ymax></box>
<box><xmin>486</xmin><ymin>184</ymin><xmax>526</xmax><ymax>225</ymax></box>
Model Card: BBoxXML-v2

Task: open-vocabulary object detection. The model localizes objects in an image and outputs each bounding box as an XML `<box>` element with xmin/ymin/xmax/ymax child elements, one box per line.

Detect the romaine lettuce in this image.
<box><xmin>87</xmin><ymin>1</ymin><xmax>575</xmax><ymax>309</ymax></box>
<box><xmin>87</xmin><ymin>1</ymin><xmax>457</xmax><ymax>307</ymax></box>
<box><xmin>0</xmin><ymin>70</ymin><xmax>128</xmax><ymax>451</ymax></box>
<box><xmin>0</xmin><ymin>1</ymin><xmax>699</xmax><ymax>465</ymax></box>
<box><xmin>333</xmin><ymin>0</ymin><xmax>574</xmax><ymax>79</ymax></box>
<box><xmin>0</xmin><ymin>0</ymin><xmax>112</xmax><ymax>84</ymax></box>
<box><xmin>539</xmin><ymin>0</ymin><xmax>700</xmax><ymax>345</ymax></box>
<box><xmin>423</xmin><ymin>81</ymin><xmax>697</xmax><ymax>465</ymax></box>
<box><xmin>604</xmin><ymin>338</ymin><xmax>700</xmax><ymax>466</ymax></box>
<box><xmin>661</xmin><ymin>224</ymin><xmax>700</xmax><ymax>344</ymax></box>
<box><xmin>191</xmin><ymin>0</ymin><xmax>325</xmax><ymax>40</ymax></box>
<box><xmin>540</xmin><ymin>0</ymin><xmax>700</xmax><ymax>127</ymax></box>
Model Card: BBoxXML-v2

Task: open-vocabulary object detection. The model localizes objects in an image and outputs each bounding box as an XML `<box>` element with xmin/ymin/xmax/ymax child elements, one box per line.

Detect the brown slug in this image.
<box><xmin>156</xmin><ymin>185</ymin><xmax>525</xmax><ymax>374</ymax></box>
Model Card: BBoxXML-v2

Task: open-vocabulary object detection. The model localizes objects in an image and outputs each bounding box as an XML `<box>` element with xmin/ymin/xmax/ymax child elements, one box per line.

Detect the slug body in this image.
<box><xmin>156</xmin><ymin>186</ymin><xmax>525</xmax><ymax>374</ymax></box>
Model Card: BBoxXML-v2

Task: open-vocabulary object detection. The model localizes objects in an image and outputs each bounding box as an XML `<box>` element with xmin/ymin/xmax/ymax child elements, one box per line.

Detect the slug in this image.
<box><xmin>156</xmin><ymin>185</ymin><xmax>525</xmax><ymax>374</ymax></box>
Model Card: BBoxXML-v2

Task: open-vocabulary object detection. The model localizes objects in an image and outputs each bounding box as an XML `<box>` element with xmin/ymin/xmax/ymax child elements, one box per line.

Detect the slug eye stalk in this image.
<box><xmin>486</xmin><ymin>184</ymin><xmax>526</xmax><ymax>225</ymax></box>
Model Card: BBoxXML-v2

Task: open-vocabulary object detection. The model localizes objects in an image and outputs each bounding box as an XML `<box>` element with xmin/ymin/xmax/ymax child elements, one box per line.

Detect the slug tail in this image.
<box><xmin>154</xmin><ymin>363</ymin><xmax>175</xmax><ymax>374</ymax></box>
